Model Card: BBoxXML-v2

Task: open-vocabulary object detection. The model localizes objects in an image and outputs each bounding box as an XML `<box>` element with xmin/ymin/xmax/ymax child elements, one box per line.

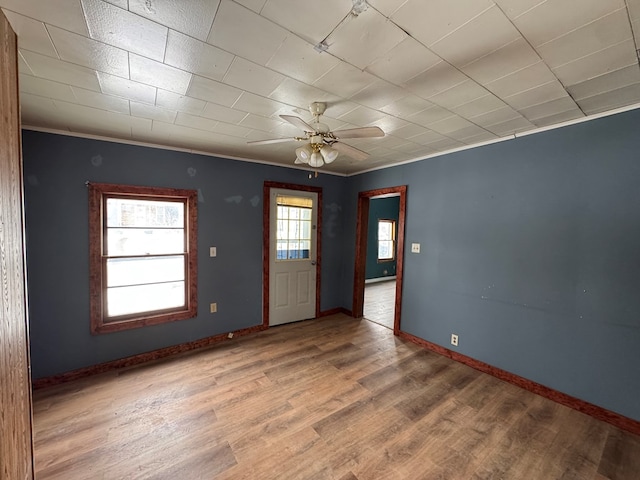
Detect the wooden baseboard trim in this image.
<box><xmin>318</xmin><ymin>307</ymin><xmax>353</xmax><ymax>317</ymax></box>
<box><xmin>32</xmin><ymin>325</ymin><xmax>268</xmax><ymax>390</ymax></box>
<box><xmin>398</xmin><ymin>330</ymin><xmax>640</xmax><ymax>437</ymax></box>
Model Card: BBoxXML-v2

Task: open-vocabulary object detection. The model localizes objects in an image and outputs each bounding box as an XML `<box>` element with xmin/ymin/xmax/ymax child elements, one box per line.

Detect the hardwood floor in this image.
<box><xmin>33</xmin><ymin>314</ymin><xmax>640</xmax><ymax>479</ymax></box>
<box><xmin>363</xmin><ymin>279</ymin><xmax>396</xmax><ymax>330</ymax></box>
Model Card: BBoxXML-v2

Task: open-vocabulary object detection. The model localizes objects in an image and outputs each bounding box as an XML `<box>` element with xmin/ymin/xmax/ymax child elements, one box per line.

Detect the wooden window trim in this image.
<box><xmin>89</xmin><ymin>183</ymin><xmax>198</xmax><ymax>334</ymax></box>
<box><xmin>377</xmin><ymin>218</ymin><xmax>396</xmax><ymax>263</ymax></box>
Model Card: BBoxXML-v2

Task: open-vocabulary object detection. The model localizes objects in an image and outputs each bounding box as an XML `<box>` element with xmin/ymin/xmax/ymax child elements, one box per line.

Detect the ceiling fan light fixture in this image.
<box><xmin>295</xmin><ymin>144</ymin><xmax>312</xmax><ymax>163</ymax></box>
<box><xmin>320</xmin><ymin>145</ymin><xmax>338</xmax><ymax>164</ymax></box>
<box><xmin>309</xmin><ymin>151</ymin><xmax>324</xmax><ymax>168</ymax></box>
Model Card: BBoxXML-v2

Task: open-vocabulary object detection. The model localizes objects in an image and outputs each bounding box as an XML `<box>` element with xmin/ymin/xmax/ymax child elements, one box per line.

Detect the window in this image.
<box><xmin>377</xmin><ymin>219</ymin><xmax>396</xmax><ymax>262</ymax></box>
<box><xmin>275</xmin><ymin>195</ymin><xmax>312</xmax><ymax>260</ymax></box>
<box><xmin>89</xmin><ymin>183</ymin><xmax>197</xmax><ymax>334</ymax></box>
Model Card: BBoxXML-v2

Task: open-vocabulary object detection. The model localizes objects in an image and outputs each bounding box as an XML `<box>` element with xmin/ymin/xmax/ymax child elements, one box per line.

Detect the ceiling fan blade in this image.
<box><xmin>332</xmin><ymin>142</ymin><xmax>369</xmax><ymax>161</ymax></box>
<box><xmin>332</xmin><ymin>126</ymin><xmax>385</xmax><ymax>139</ymax></box>
<box><xmin>280</xmin><ymin>115</ymin><xmax>315</xmax><ymax>132</ymax></box>
<box><xmin>247</xmin><ymin>137</ymin><xmax>295</xmax><ymax>145</ymax></box>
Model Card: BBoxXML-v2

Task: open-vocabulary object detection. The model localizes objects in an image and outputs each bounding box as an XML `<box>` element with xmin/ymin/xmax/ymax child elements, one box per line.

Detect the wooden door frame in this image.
<box><xmin>352</xmin><ymin>185</ymin><xmax>407</xmax><ymax>334</ymax></box>
<box><xmin>263</xmin><ymin>181</ymin><xmax>322</xmax><ymax>327</ymax></box>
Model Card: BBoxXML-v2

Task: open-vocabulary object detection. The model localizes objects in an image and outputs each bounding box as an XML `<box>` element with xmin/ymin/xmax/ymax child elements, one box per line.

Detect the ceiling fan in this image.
<box><xmin>248</xmin><ymin>102</ymin><xmax>385</xmax><ymax>168</ymax></box>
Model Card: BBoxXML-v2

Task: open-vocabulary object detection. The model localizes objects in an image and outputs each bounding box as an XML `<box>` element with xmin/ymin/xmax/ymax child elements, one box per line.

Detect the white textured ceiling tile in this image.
<box><xmin>503</xmin><ymin>81</ymin><xmax>568</xmax><ymax>110</ymax></box>
<box><xmin>187</xmin><ymin>75</ymin><xmax>243</xmax><ymax>107</ymax></box>
<box><xmin>531</xmin><ymin>108</ymin><xmax>585</xmax><ymax>127</ymax></box>
<box><xmin>233</xmin><ymin>0</ymin><xmax>267</xmax><ymax>13</ymax></box>
<box><xmin>269</xmin><ymin>77</ymin><xmax>342</xmax><ymax>110</ymax></box>
<box><xmin>390</xmin><ymin>123</ymin><xmax>430</xmax><ymax>139</ymax></box>
<box><xmin>410</xmin><ymin>130</ymin><xmax>449</xmax><ymax>146</ymax></box>
<box><xmin>19</xmin><ymin>74</ymin><xmax>76</xmax><ymax>102</ymax></box>
<box><xmin>632</xmin><ymin>18</ymin><xmax>640</xmax><ymax>50</ymax></box>
<box><xmin>47</xmin><ymin>25</ymin><xmax>129</xmax><ymax>78</ymax></box>
<box><xmin>430</xmin><ymin>6</ymin><xmax>520</xmax><ymax>68</ymax></box>
<box><xmin>379</xmin><ymin>95</ymin><xmax>435</xmax><ymax>118</ymax></box>
<box><xmin>71</xmin><ymin>86</ymin><xmax>131</xmax><ymax>113</ymax></box>
<box><xmin>51</xmin><ymin>100</ymin><xmax>149</xmax><ymax>137</ymax></box>
<box><xmin>393</xmin><ymin>141</ymin><xmax>426</xmax><ymax>154</ymax></box>
<box><xmin>374</xmin><ymin>134</ymin><xmax>416</xmax><ymax>149</ymax></box>
<box><xmin>461</xmin><ymin>38</ymin><xmax>541</xmax><ymax>85</ymax></box>
<box><xmin>536</xmin><ymin>8</ymin><xmax>631</xmax><ymax>68</ymax></box>
<box><xmin>201</xmin><ymin>102</ymin><xmax>248</xmax><ymax>124</ymax></box>
<box><xmin>485</xmin><ymin>116</ymin><xmax>535</xmax><ymax>135</ymax></box>
<box><xmin>451</xmin><ymin>94</ymin><xmax>507</xmax><ymax>118</ymax></box>
<box><xmin>103</xmin><ymin>0</ymin><xmax>127</xmax><ymax>8</ymax></box>
<box><xmin>18</xmin><ymin>52</ymin><xmax>34</xmax><ymax>75</ymax></box>
<box><xmin>98</xmin><ymin>72</ymin><xmax>157</xmax><ymax>104</ymax></box>
<box><xmin>511</xmin><ymin>0</ymin><xmax>626</xmax><ymax>47</ymax></box>
<box><xmin>405</xmin><ymin>61</ymin><xmax>469</xmax><ymax>99</ymax></box>
<box><xmin>428</xmin><ymin>80</ymin><xmax>489</xmax><ymax>109</ymax></box>
<box><xmin>493</xmin><ymin>0</ymin><xmax>546</xmax><ymax>19</ymax></box>
<box><xmin>568</xmin><ymin>65</ymin><xmax>640</xmax><ymax>100</ymax></box>
<box><xmin>365</xmin><ymin>37</ymin><xmax>441</xmax><ymax>85</ymax></box>
<box><xmin>165</xmin><ymin>30</ymin><xmax>233</xmax><ymax>82</ymax></box>
<box><xmin>207</xmin><ymin>0</ymin><xmax>288</xmax><ymax>65</ymax></box>
<box><xmin>427</xmin><ymin>115</ymin><xmax>475</xmax><ymax>135</ymax></box>
<box><xmin>130</xmin><ymin>102</ymin><xmax>177</xmax><ymax>123</ymax></box>
<box><xmin>485</xmin><ymin>61</ymin><xmax>558</xmax><ymax>97</ymax></box>
<box><xmin>82</xmin><ymin>0</ymin><xmax>168</xmax><ymax>61</ymax></box>
<box><xmin>391</xmin><ymin>0</ymin><xmax>494</xmax><ymax>46</ymax></box>
<box><xmin>337</xmin><ymin>105</ymin><xmax>388</xmax><ymax>125</ymax></box>
<box><xmin>2</xmin><ymin>10</ymin><xmax>57</xmax><ymax>57</ymax></box>
<box><xmin>232</xmin><ymin>92</ymin><xmax>287</xmax><ymax>118</ymax></box>
<box><xmin>552</xmin><ymin>39</ymin><xmax>638</xmax><ymax>86</ymax></box>
<box><xmin>520</xmin><ymin>96</ymin><xmax>580</xmax><ymax>121</ymax></box>
<box><xmin>628</xmin><ymin>0</ymin><xmax>640</xmax><ymax>20</ymax></box>
<box><xmin>20</xmin><ymin>50</ymin><xmax>101</xmax><ymax>91</ymax></box>
<box><xmin>130</xmin><ymin>54</ymin><xmax>192</xmax><ymax>95</ymax></box>
<box><xmin>175</xmin><ymin>112</ymin><xmax>218</xmax><ymax>131</ymax></box>
<box><xmin>367</xmin><ymin>0</ymin><xmax>410</xmax><ymax>17</ymax></box>
<box><xmin>20</xmin><ymin>93</ymin><xmax>61</xmax><ymax>126</ymax></box>
<box><xmin>367</xmin><ymin>115</ymin><xmax>411</xmax><ymax>135</ymax></box>
<box><xmin>327</xmin><ymin>8</ymin><xmax>407</xmax><ymax>70</ymax></box>
<box><xmin>577</xmin><ymin>83</ymin><xmax>640</xmax><ymax>114</ymax></box>
<box><xmin>128</xmin><ymin>0</ymin><xmax>219</xmax><ymax>41</ymax></box>
<box><xmin>260</xmin><ymin>0</ymin><xmax>351</xmax><ymax>45</ymax></box>
<box><xmin>223</xmin><ymin>57</ymin><xmax>284</xmax><ymax>97</ymax></box>
<box><xmin>156</xmin><ymin>90</ymin><xmax>206</xmax><ymax>115</ymax></box>
<box><xmin>469</xmin><ymin>105</ymin><xmax>523</xmax><ymax>127</ymax></box>
<box><xmin>313</xmin><ymin>63</ymin><xmax>377</xmax><ymax>99</ymax></box>
<box><xmin>349</xmin><ymin>80</ymin><xmax>407</xmax><ymax>110</ymax></box>
<box><xmin>239</xmin><ymin>113</ymin><xmax>285</xmax><ymax>133</ymax></box>
<box><xmin>212</xmin><ymin>121</ymin><xmax>253</xmax><ymax>138</ymax></box>
<box><xmin>406</xmin><ymin>104</ymin><xmax>454</xmax><ymax>126</ymax></box>
<box><xmin>267</xmin><ymin>35</ymin><xmax>340</xmax><ymax>84</ymax></box>
<box><xmin>425</xmin><ymin>137</ymin><xmax>465</xmax><ymax>151</ymax></box>
<box><xmin>448</xmin><ymin>125</ymin><xmax>495</xmax><ymax>141</ymax></box>
<box><xmin>1</xmin><ymin>0</ymin><xmax>89</xmax><ymax>35</ymax></box>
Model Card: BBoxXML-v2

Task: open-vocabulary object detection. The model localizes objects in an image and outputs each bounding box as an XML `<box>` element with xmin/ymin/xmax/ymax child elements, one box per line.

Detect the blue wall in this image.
<box><xmin>22</xmin><ymin>131</ymin><xmax>347</xmax><ymax>378</ymax></box>
<box><xmin>344</xmin><ymin>109</ymin><xmax>640</xmax><ymax>422</ymax></box>
<box><xmin>365</xmin><ymin>196</ymin><xmax>399</xmax><ymax>280</ymax></box>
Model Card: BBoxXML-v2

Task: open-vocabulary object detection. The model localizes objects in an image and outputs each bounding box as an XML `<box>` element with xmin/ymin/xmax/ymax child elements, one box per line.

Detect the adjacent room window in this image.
<box><xmin>275</xmin><ymin>195</ymin><xmax>313</xmax><ymax>260</ymax></box>
<box><xmin>89</xmin><ymin>183</ymin><xmax>198</xmax><ymax>334</ymax></box>
<box><xmin>377</xmin><ymin>219</ymin><xmax>396</xmax><ymax>262</ymax></box>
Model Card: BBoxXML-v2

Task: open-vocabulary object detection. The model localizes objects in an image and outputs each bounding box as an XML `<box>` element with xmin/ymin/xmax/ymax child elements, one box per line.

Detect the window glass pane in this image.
<box><xmin>106</xmin><ymin>198</ymin><xmax>184</xmax><ymax>228</ymax></box>
<box><xmin>106</xmin><ymin>256</ymin><xmax>185</xmax><ymax>287</ymax></box>
<box><xmin>301</xmin><ymin>208</ymin><xmax>311</xmax><ymax>220</ymax></box>
<box><xmin>379</xmin><ymin>221</ymin><xmax>392</xmax><ymax>241</ymax></box>
<box><xmin>106</xmin><ymin>228</ymin><xmax>184</xmax><ymax>256</ymax></box>
<box><xmin>107</xmin><ymin>281</ymin><xmax>185</xmax><ymax>317</ymax></box>
<box><xmin>379</xmin><ymin>241</ymin><xmax>393</xmax><ymax>260</ymax></box>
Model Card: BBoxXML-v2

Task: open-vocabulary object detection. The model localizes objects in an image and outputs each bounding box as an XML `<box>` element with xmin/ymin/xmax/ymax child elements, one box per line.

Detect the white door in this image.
<box><xmin>269</xmin><ymin>188</ymin><xmax>317</xmax><ymax>326</ymax></box>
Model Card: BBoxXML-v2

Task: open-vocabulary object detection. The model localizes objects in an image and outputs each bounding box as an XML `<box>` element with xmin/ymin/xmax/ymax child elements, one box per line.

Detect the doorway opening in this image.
<box><xmin>352</xmin><ymin>186</ymin><xmax>407</xmax><ymax>334</ymax></box>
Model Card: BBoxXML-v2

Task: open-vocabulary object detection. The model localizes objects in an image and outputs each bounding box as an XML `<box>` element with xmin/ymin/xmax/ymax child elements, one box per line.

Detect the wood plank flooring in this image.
<box><xmin>33</xmin><ymin>314</ymin><xmax>640</xmax><ymax>479</ymax></box>
<box><xmin>363</xmin><ymin>279</ymin><xmax>396</xmax><ymax>330</ymax></box>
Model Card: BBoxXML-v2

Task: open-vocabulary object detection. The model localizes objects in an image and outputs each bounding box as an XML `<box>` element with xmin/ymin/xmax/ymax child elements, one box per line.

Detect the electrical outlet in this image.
<box><xmin>209</xmin><ymin>246</ymin><xmax>217</xmax><ymax>257</ymax></box>
<box><xmin>210</xmin><ymin>303</ymin><xmax>217</xmax><ymax>313</ymax></box>
<box><xmin>227</xmin><ymin>332</ymin><xmax>234</xmax><ymax>339</ymax></box>
<box><xmin>411</xmin><ymin>243</ymin><xmax>420</xmax><ymax>253</ymax></box>
<box><xmin>451</xmin><ymin>334</ymin><xmax>459</xmax><ymax>347</ymax></box>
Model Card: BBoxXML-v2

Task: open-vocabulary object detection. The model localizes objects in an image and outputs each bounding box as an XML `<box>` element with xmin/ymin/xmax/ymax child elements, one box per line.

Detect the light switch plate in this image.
<box><xmin>411</xmin><ymin>243</ymin><xmax>420</xmax><ymax>253</ymax></box>
<box><xmin>209</xmin><ymin>246</ymin><xmax>217</xmax><ymax>257</ymax></box>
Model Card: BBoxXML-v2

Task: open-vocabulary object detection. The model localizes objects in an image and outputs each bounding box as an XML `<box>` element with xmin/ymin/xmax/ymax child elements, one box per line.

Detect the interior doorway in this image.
<box><xmin>353</xmin><ymin>186</ymin><xmax>407</xmax><ymax>334</ymax></box>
